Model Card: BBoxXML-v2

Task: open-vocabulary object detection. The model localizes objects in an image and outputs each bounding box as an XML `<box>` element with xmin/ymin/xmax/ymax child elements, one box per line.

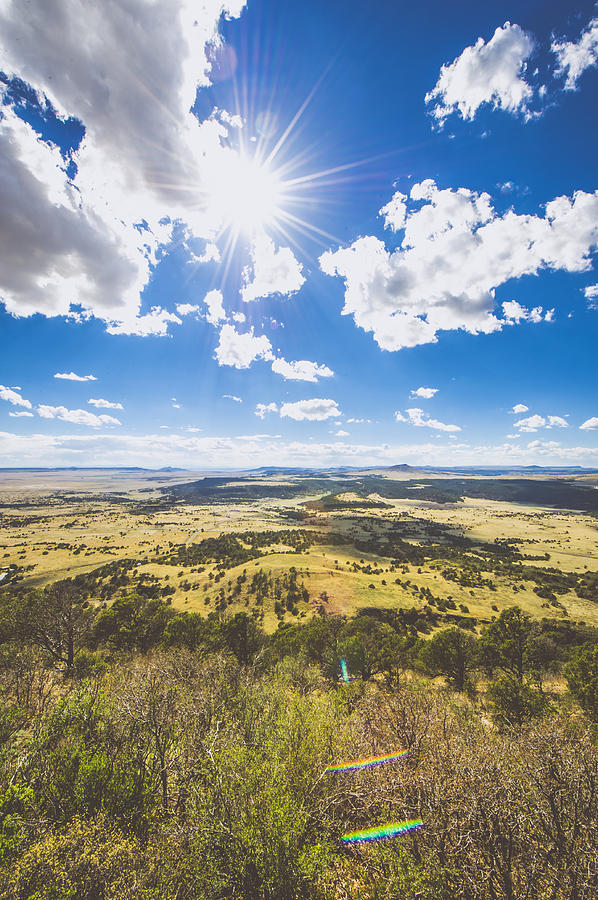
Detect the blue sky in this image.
<box><xmin>0</xmin><ymin>0</ymin><xmax>597</xmax><ymax>468</ymax></box>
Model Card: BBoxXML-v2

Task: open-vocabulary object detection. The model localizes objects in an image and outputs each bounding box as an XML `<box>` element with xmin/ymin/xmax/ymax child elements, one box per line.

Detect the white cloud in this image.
<box><xmin>336</xmin><ymin>429</ymin><xmax>349</xmax><ymax>437</ymax></box>
<box><xmin>411</xmin><ymin>387</ymin><xmax>438</xmax><ymax>399</ymax></box>
<box><xmin>514</xmin><ymin>414</ymin><xmax>568</xmax><ymax>432</ymax></box>
<box><xmin>380</xmin><ymin>191</ymin><xmax>408</xmax><ymax>231</ymax></box>
<box><xmin>580</xmin><ymin>417</ymin><xmax>598</xmax><ymax>431</ymax></box>
<box><xmin>346</xmin><ymin>417</ymin><xmax>372</xmax><ymax>424</ymax></box>
<box><xmin>320</xmin><ymin>180</ymin><xmax>598</xmax><ymax>352</ymax></box>
<box><xmin>511</xmin><ymin>403</ymin><xmax>529</xmax><ymax>414</ymax></box>
<box><xmin>54</xmin><ymin>372</ymin><xmax>97</xmax><ymax>382</ymax></box>
<box><xmin>37</xmin><ymin>405</ymin><xmax>121</xmax><ymax>427</ymax></box>
<box><xmin>395</xmin><ymin>407</ymin><xmax>461</xmax><ymax>432</ymax></box>
<box><xmin>232</xmin><ymin>311</ymin><xmax>246</xmax><ymax>323</ymax></box>
<box><xmin>514</xmin><ymin>414</ymin><xmax>546</xmax><ymax>432</ymax></box>
<box><xmin>255</xmin><ymin>402</ymin><xmax>278</xmax><ymax>419</ymax></box>
<box><xmin>502</xmin><ymin>300</ymin><xmax>553</xmax><ymax>323</ymax></box>
<box><xmin>171</xmin><ymin>402</ymin><xmax>181</xmax><ymax>409</ymax></box>
<box><xmin>0</xmin><ymin>385</ymin><xmax>32</xmax><ymax>408</ymax></box>
<box><xmin>1</xmin><ymin>428</ymin><xmax>598</xmax><ymax>468</ymax></box>
<box><xmin>0</xmin><ymin>0</ymin><xmax>246</xmax><ymax>332</ymax></box>
<box><xmin>426</xmin><ymin>22</ymin><xmax>535</xmax><ymax>124</ymax></box>
<box><xmin>188</xmin><ymin>242</ymin><xmax>220</xmax><ymax>265</ymax></box>
<box><xmin>271</xmin><ymin>358</ymin><xmax>334</xmax><ymax>382</ymax></box>
<box><xmin>241</xmin><ymin>233</ymin><xmax>305</xmax><ymax>302</ymax></box>
<box><xmin>88</xmin><ymin>398</ymin><xmax>123</xmax><ymax>410</ymax></box>
<box><xmin>279</xmin><ymin>399</ymin><xmax>342</xmax><ymax>421</ymax></box>
<box><xmin>584</xmin><ymin>284</ymin><xmax>598</xmax><ymax>309</ymax></box>
<box><xmin>552</xmin><ymin>16</ymin><xmax>598</xmax><ymax>90</ymax></box>
<box><xmin>0</xmin><ymin>106</ymin><xmax>154</xmax><ymax>325</ymax></box>
<box><xmin>203</xmin><ymin>289</ymin><xmax>226</xmax><ymax>325</ymax></box>
<box><xmin>176</xmin><ymin>303</ymin><xmax>200</xmax><ymax>316</ymax></box>
<box><xmin>105</xmin><ymin>308</ymin><xmax>182</xmax><ymax>337</ymax></box>
<box><xmin>223</xmin><ymin>395</ymin><xmax>242</xmax><ymax>403</ymax></box>
<box><xmin>8</xmin><ymin>410</ymin><xmax>34</xmax><ymax>418</ymax></box>
<box><xmin>214</xmin><ymin>324</ymin><xmax>273</xmax><ymax>369</ymax></box>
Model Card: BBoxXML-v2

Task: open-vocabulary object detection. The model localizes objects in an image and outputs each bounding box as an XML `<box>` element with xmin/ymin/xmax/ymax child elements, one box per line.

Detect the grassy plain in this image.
<box><xmin>1</xmin><ymin>467</ymin><xmax>597</xmax><ymax>632</ymax></box>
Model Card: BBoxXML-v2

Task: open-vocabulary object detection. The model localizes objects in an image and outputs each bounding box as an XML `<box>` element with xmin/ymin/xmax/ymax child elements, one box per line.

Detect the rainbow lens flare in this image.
<box><xmin>341</xmin><ymin>819</ymin><xmax>423</xmax><ymax>843</ymax></box>
<box><xmin>326</xmin><ymin>749</ymin><xmax>409</xmax><ymax>773</ymax></box>
<box><xmin>340</xmin><ymin>658</ymin><xmax>350</xmax><ymax>683</ymax></box>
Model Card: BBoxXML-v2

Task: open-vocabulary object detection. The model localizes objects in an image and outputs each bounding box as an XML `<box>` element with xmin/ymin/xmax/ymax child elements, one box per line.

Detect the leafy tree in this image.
<box><xmin>92</xmin><ymin>595</ymin><xmax>175</xmax><ymax>653</ymax></box>
<box><xmin>478</xmin><ymin>606</ymin><xmax>533</xmax><ymax>682</ymax></box>
<box><xmin>487</xmin><ymin>672</ymin><xmax>546</xmax><ymax>728</ymax></box>
<box><xmin>564</xmin><ymin>643</ymin><xmax>598</xmax><ymax>721</ymax></box>
<box><xmin>339</xmin><ymin>616</ymin><xmax>402</xmax><ymax>681</ymax></box>
<box><xmin>219</xmin><ymin>612</ymin><xmax>264</xmax><ymax>665</ymax></box>
<box><xmin>12</xmin><ymin>580</ymin><xmax>95</xmax><ymax>672</ymax></box>
<box><xmin>161</xmin><ymin>612</ymin><xmax>209</xmax><ymax>651</ymax></box>
<box><xmin>420</xmin><ymin>627</ymin><xmax>477</xmax><ymax>691</ymax></box>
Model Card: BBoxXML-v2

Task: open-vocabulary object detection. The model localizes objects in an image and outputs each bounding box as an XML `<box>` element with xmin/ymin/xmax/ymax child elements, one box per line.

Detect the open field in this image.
<box><xmin>1</xmin><ymin>466</ymin><xmax>597</xmax><ymax>632</ymax></box>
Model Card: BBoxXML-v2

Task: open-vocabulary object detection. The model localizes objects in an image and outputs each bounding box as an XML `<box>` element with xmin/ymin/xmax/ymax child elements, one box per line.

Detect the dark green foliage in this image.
<box><xmin>164</xmin><ymin>473</ymin><xmax>598</xmax><ymax>511</ymax></box>
<box><xmin>478</xmin><ymin>606</ymin><xmax>533</xmax><ymax>681</ymax></box>
<box><xmin>420</xmin><ymin>626</ymin><xmax>477</xmax><ymax>691</ymax></box>
<box><xmin>9</xmin><ymin>580</ymin><xmax>95</xmax><ymax>671</ymax></box>
<box><xmin>91</xmin><ymin>595</ymin><xmax>176</xmax><ymax>653</ymax></box>
<box><xmin>487</xmin><ymin>672</ymin><xmax>546</xmax><ymax>728</ymax></box>
<box><xmin>565</xmin><ymin>643</ymin><xmax>598</xmax><ymax>721</ymax></box>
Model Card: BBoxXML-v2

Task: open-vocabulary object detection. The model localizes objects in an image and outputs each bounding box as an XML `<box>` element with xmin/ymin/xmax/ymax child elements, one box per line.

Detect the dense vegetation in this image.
<box><xmin>163</xmin><ymin>474</ymin><xmax>598</xmax><ymax>512</ymax></box>
<box><xmin>0</xmin><ymin>561</ymin><xmax>597</xmax><ymax>898</ymax></box>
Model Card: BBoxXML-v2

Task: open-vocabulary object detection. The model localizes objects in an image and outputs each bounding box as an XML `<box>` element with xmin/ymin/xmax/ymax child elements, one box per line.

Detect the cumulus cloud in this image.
<box><xmin>502</xmin><ymin>300</ymin><xmax>553</xmax><ymax>323</ymax></box>
<box><xmin>203</xmin><ymin>289</ymin><xmax>226</xmax><ymax>325</ymax></box>
<box><xmin>37</xmin><ymin>405</ymin><xmax>121</xmax><ymax>427</ymax></box>
<box><xmin>223</xmin><ymin>395</ymin><xmax>242</xmax><ymax>403</ymax></box>
<box><xmin>241</xmin><ymin>233</ymin><xmax>305</xmax><ymax>302</ymax></box>
<box><xmin>580</xmin><ymin>417</ymin><xmax>598</xmax><ymax>431</ymax></box>
<box><xmin>514</xmin><ymin>414</ymin><xmax>568</xmax><ymax>432</ymax></box>
<box><xmin>176</xmin><ymin>303</ymin><xmax>200</xmax><ymax>316</ymax></box>
<box><xmin>425</xmin><ymin>22</ymin><xmax>535</xmax><ymax>124</ymax></box>
<box><xmin>105</xmin><ymin>308</ymin><xmax>182</xmax><ymax>337</ymax></box>
<box><xmin>54</xmin><ymin>372</ymin><xmax>97</xmax><ymax>382</ymax></box>
<box><xmin>411</xmin><ymin>387</ymin><xmax>438</xmax><ymax>399</ymax></box>
<box><xmin>395</xmin><ymin>407</ymin><xmax>461</xmax><ymax>432</ymax></box>
<box><xmin>255</xmin><ymin>402</ymin><xmax>278</xmax><ymax>419</ymax></box>
<box><xmin>584</xmin><ymin>284</ymin><xmax>598</xmax><ymax>309</ymax></box>
<box><xmin>271</xmin><ymin>358</ymin><xmax>334</xmax><ymax>382</ymax></box>
<box><xmin>88</xmin><ymin>398</ymin><xmax>123</xmax><ymax>410</ymax></box>
<box><xmin>279</xmin><ymin>399</ymin><xmax>341</xmax><ymax>421</ymax></box>
<box><xmin>214</xmin><ymin>323</ymin><xmax>273</xmax><ymax>369</ymax></box>
<box><xmin>8</xmin><ymin>410</ymin><xmax>34</xmax><ymax>418</ymax></box>
<box><xmin>0</xmin><ymin>0</ymin><xmax>246</xmax><ymax>333</ymax></box>
<box><xmin>552</xmin><ymin>16</ymin><xmax>598</xmax><ymax>90</ymax></box>
<box><xmin>320</xmin><ymin>179</ymin><xmax>598</xmax><ymax>352</ymax></box>
<box><xmin>511</xmin><ymin>403</ymin><xmax>529</xmax><ymax>414</ymax></box>
<box><xmin>0</xmin><ymin>385</ymin><xmax>32</xmax><ymax>408</ymax></box>
<box><xmin>379</xmin><ymin>191</ymin><xmax>408</xmax><ymax>231</ymax></box>
<box><xmin>188</xmin><ymin>242</ymin><xmax>220</xmax><ymax>265</ymax></box>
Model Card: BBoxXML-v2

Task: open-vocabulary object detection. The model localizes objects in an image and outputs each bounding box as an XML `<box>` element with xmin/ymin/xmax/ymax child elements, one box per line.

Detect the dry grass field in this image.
<box><xmin>1</xmin><ymin>467</ymin><xmax>597</xmax><ymax>632</ymax></box>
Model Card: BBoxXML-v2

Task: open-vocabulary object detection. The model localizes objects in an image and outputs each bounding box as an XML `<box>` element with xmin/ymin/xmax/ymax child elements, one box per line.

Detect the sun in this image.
<box><xmin>211</xmin><ymin>151</ymin><xmax>284</xmax><ymax>235</ymax></box>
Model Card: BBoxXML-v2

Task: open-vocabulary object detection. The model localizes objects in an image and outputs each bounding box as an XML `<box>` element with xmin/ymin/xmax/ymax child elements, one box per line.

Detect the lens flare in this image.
<box><xmin>326</xmin><ymin>749</ymin><xmax>410</xmax><ymax>773</ymax></box>
<box><xmin>341</xmin><ymin>819</ymin><xmax>423</xmax><ymax>844</ymax></box>
<box><xmin>340</xmin><ymin>657</ymin><xmax>350</xmax><ymax>683</ymax></box>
